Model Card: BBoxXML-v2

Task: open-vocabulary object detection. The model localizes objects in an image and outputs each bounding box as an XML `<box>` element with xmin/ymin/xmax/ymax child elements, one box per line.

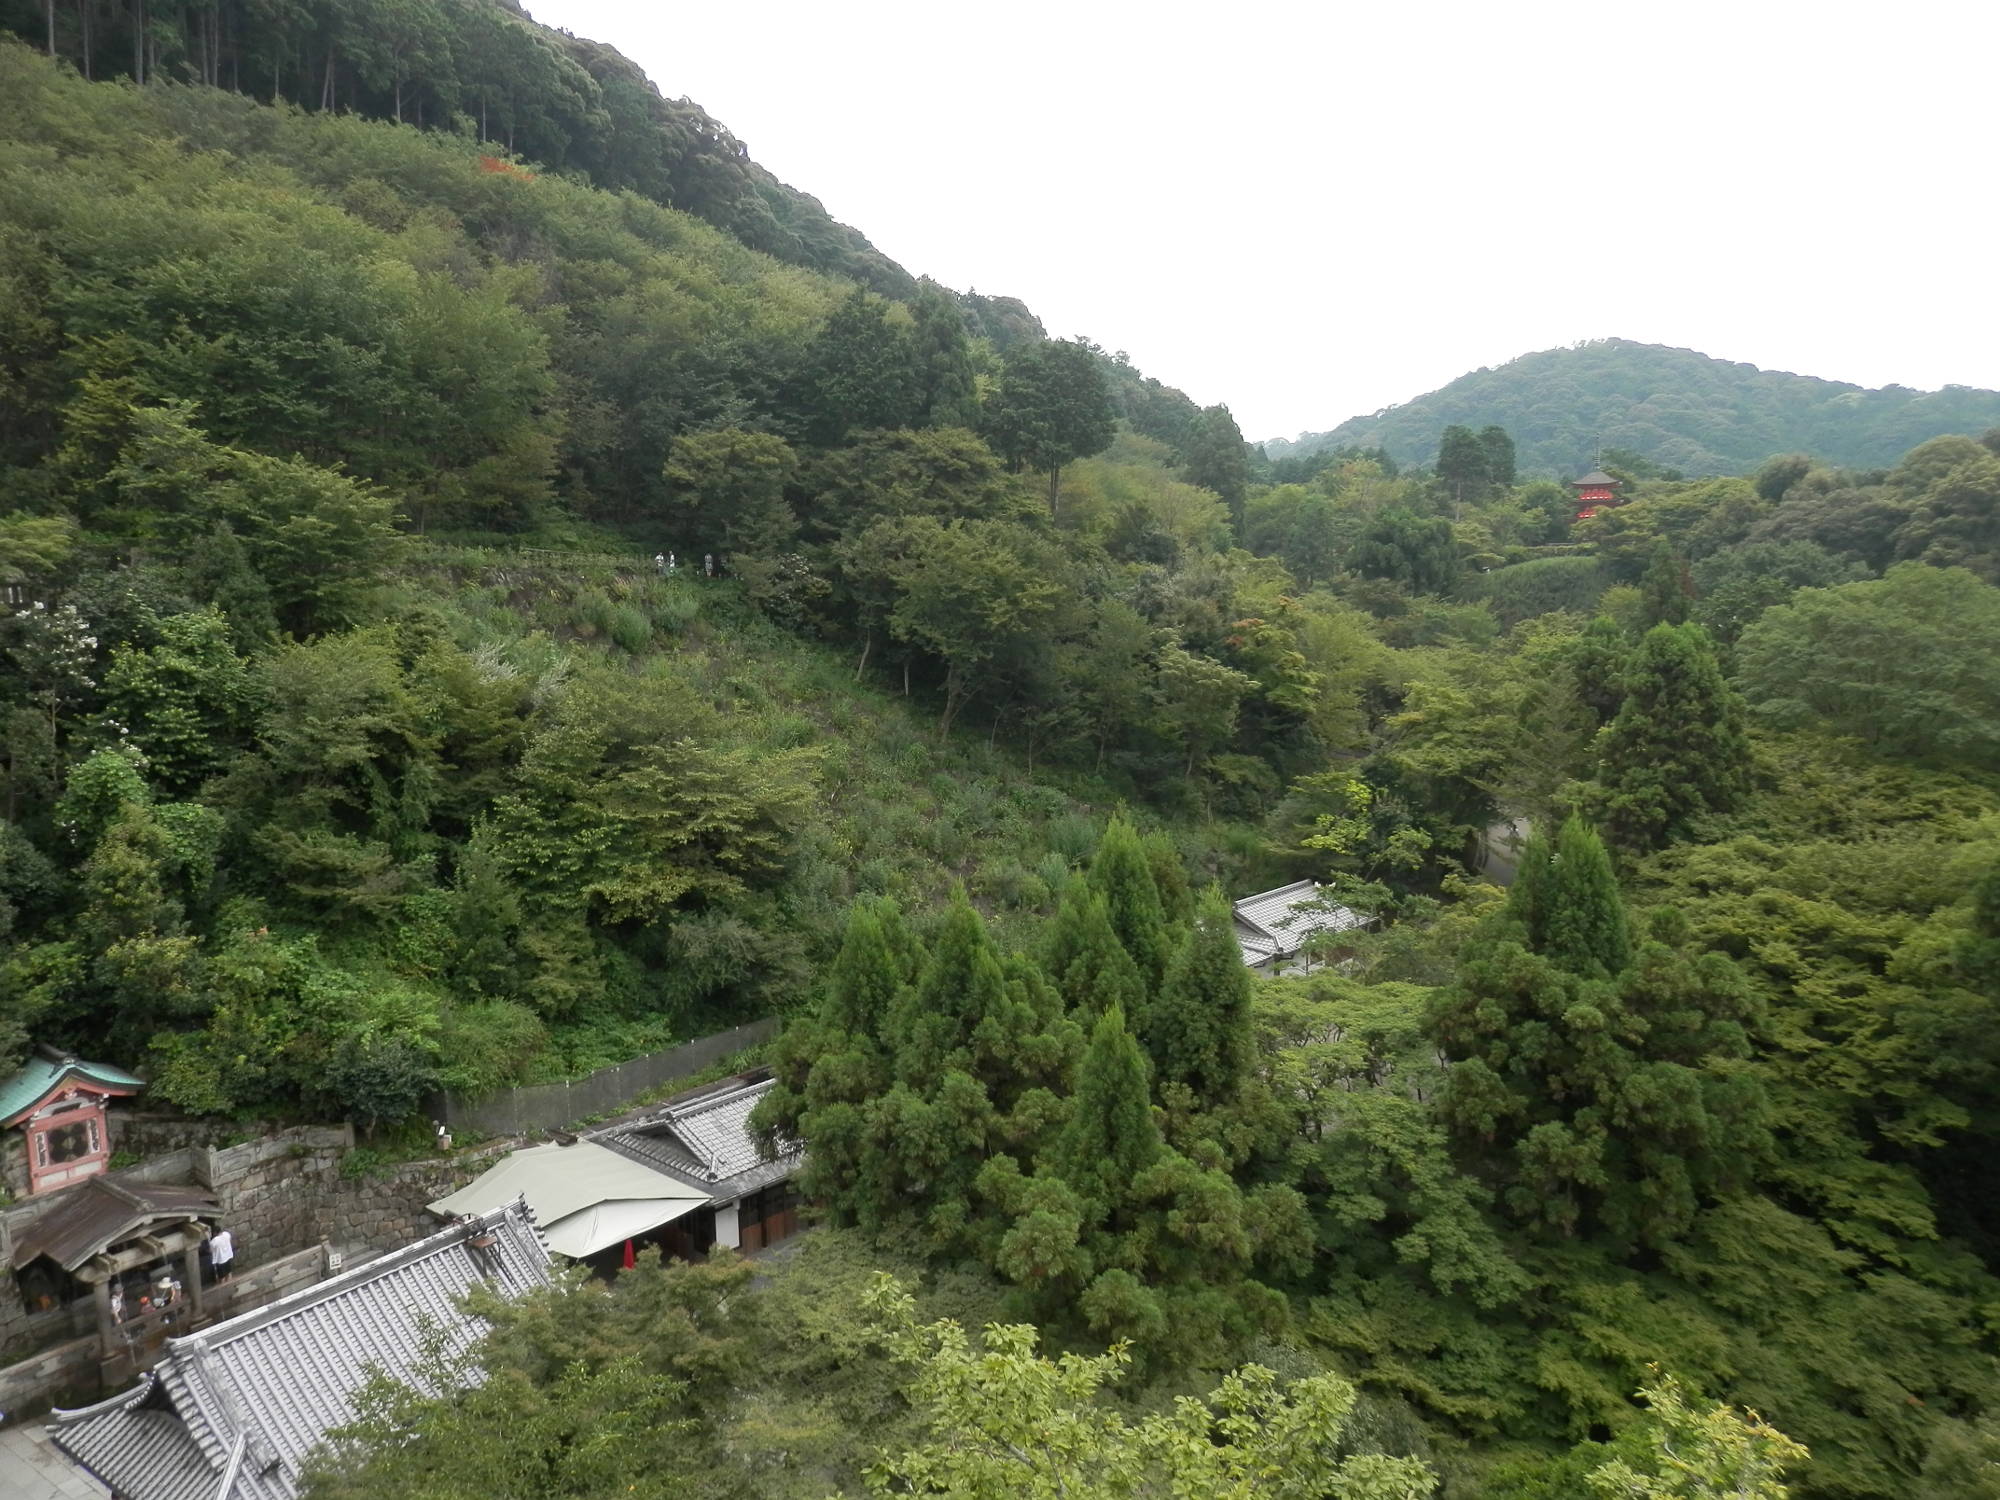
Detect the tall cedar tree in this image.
<box><xmin>1052</xmin><ymin>1005</ymin><xmax>1162</xmax><ymax>1226</ymax></box>
<box><xmin>892</xmin><ymin>892</ymin><xmax>1008</xmax><ymax>1089</ymax></box>
<box><xmin>1538</xmin><ymin>814</ymin><xmax>1633</xmax><ymax>978</ymax></box>
<box><xmin>1570</xmin><ymin>614</ymin><xmax>1630</xmax><ymax>725</ymax></box>
<box><xmin>1086</xmin><ymin>815</ymin><xmax>1171</xmax><ymax>991</ymax></box>
<box><xmin>1436</xmin><ymin>901</ymin><xmax>1767</xmax><ymax>1246</ymax></box>
<box><xmin>1594</xmin><ymin>622</ymin><xmax>1750</xmax><ymax>851</ymax></box>
<box><xmin>1144</xmin><ymin>887</ymin><xmax>1254</xmax><ymax>1106</ymax></box>
<box><xmin>1042</xmin><ymin>884</ymin><xmax>1146</xmax><ymax>1019</ymax></box>
<box><xmin>753</xmin><ymin>898</ymin><xmax>914</xmax><ymax>1210</ymax></box>
<box><xmin>1638</xmin><ymin>538</ymin><xmax>1694</xmax><ymax>627</ymax></box>
<box><xmin>1478</xmin><ymin>424</ymin><xmax>1517</xmax><ymax>488</ymax></box>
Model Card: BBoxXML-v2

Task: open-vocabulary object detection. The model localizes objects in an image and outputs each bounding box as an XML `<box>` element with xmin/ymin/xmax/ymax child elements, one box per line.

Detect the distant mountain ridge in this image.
<box><xmin>1267</xmin><ymin>339</ymin><xmax>2000</xmax><ymax>476</ymax></box>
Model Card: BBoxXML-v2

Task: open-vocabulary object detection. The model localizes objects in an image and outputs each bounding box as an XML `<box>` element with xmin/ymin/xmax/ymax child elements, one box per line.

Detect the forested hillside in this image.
<box><xmin>5</xmin><ymin>33</ymin><xmax>2000</xmax><ymax>1500</ymax></box>
<box><xmin>1269</xmin><ymin>338</ymin><xmax>2000</xmax><ymax>478</ymax></box>
<box><xmin>0</xmin><ymin>0</ymin><xmax>926</xmax><ymax>295</ymax></box>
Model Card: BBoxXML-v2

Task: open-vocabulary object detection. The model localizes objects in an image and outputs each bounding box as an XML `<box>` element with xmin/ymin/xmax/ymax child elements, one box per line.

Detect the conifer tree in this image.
<box><xmin>1087</xmin><ymin>814</ymin><xmax>1170</xmax><ymax>991</ymax></box>
<box><xmin>894</xmin><ymin>892</ymin><xmax>1009</xmax><ymax>1088</ymax></box>
<box><xmin>1144</xmin><ymin>887</ymin><xmax>1253</xmax><ymax>1105</ymax></box>
<box><xmin>1595</xmin><ymin>623</ymin><xmax>1750</xmax><ymax>851</ymax></box>
<box><xmin>1142</xmin><ymin>830</ymin><xmax>1195</xmax><ymax>928</ymax></box>
<box><xmin>1503</xmin><ymin>823</ymin><xmax>1554</xmax><ymax>941</ymax></box>
<box><xmin>1053</xmin><ymin>1006</ymin><xmax>1162</xmax><ymax>1223</ymax></box>
<box><xmin>1638</xmin><ymin>538</ymin><xmax>1693</xmax><ymax>627</ymax></box>
<box><xmin>1041</xmin><ymin>885</ymin><xmax>1146</xmax><ymax>1019</ymax></box>
<box><xmin>823</xmin><ymin>898</ymin><xmax>904</xmax><ymax>1036</ymax></box>
<box><xmin>1539</xmin><ymin>814</ymin><xmax>1632</xmax><ymax>979</ymax></box>
<box><xmin>1478</xmin><ymin>424</ymin><xmax>1517</xmax><ymax>489</ymax></box>
<box><xmin>1436</xmin><ymin>424</ymin><xmax>1491</xmax><ymax>506</ymax></box>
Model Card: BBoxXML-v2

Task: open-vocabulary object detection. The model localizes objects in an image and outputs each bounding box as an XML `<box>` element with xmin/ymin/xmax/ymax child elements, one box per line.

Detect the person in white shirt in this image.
<box><xmin>209</xmin><ymin>1227</ymin><xmax>235</xmax><ymax>1282</ymax></box>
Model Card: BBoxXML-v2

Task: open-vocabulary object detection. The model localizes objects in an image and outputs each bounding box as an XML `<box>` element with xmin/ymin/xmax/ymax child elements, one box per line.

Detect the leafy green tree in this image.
<box><xmin>1436</xmin><ymin>425</ymin><xmax>1490</xmax><ymax>506</ymax></box>
<box><xmin>1151</xmin><ymin>639</ymin><xmax>1253</xmax><ymax>782</ymax></box>
<box><xmin>864</xmin><ymin>1276</ymin><xmax>1436</xmax><ymax>1500</ymax></box>
<box><xmin>661</xmin><ymin>427</ymin><xmax>799</xmax><ymax>557</ymax></box>
<box><xmin>794</xmin><ymin>289</ymin><xmax>919</xmax><ymax>446</ymax></box>
<box><xmin>99</xmin><ymin>608</ymin><xmax>260</xmax><ymax>795</ymax></box>
<box><xmin>1594</xmin><ymin>623</ymin><xmax>1749</xmax><ymax>851</ymax></box>
<box><xmin>887</xmin><ymin>518</ymin><xmax>1063</xmax><ymax>735</ymax></box>
<box><xmin>1587</xmin><ymin>1370</ymin><xmax>1809</xmax><ymax>1500</ymax></box>
<box><xmin>1889</xmin><ymin>435</ymin><xmax>2000</xmax><ymax>581</ymax></box>
<box><xmin>1350</xmin><ymin>507</ymin><xmax>1459</xmax><ymax>595</ymax></box>
<box><xmin>802</xmin><ymin>426</ymin><xmax>1034</xmax><ymax>545</ymax></box>
<box><xmin>1181</xmin><ymin>404</ymin><xmax>1251</xmax><ymax>526</ymax></box>
<box><xmin>1735</xmin><ymin>563</ymin><xmax>2000</xmax><ymax>764</ymax></box>
<box><xmin>1689</xmin><ymin>540</ymin><xmax>1869</xmax><ymax>644</ymax></box>
<box><xmin>981</xmin><ymin>338</ymin><xmax>1116</xmax><ymax>515</ymax></box>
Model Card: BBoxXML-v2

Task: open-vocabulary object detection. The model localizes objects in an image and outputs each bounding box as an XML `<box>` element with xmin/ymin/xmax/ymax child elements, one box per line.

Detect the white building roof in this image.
<box><xmin>1231</xmin><ymin>880</ymin><xmax>1368</xmax><ymax>967</ymax></box>
<box><xmin>427</xmin><ymin>1073</ymin><xmax>803</xmax><ymax>1261</ymax></box>
<box><xmin>427</xmin><ymin>1139</ymin><xmax>708</xmax><ymax>1259</ymax></box>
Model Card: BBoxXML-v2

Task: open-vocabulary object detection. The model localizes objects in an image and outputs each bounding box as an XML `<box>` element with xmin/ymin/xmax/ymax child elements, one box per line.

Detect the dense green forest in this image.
<box><xmin>0</xmin><ymin>0</ymin><xmax>934</xmax><ymax>296</ymax></box>
<box><xmin>1268</xmin><ymin>339</ymin><xmax>2000</xmax><ymax>478</ymax></box>
<box><xmin>5</xmin><ymin>31</ymin><xmax>2000</xmax><ymax>1500</ymax></box>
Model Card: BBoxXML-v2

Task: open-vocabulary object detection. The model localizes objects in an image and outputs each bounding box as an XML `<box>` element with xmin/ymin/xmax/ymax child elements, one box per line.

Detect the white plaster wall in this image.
<box><xmin>713</xmin><ymin>1199</ymin><xmax>740</xmax><ymax>1249</ymax></box>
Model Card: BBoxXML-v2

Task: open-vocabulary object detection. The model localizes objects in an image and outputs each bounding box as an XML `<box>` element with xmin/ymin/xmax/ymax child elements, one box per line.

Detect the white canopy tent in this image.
<box><xmin>429</xmin><ymin>1139</ymin><xmax>705</xmax><ymax>1258</ymax></box>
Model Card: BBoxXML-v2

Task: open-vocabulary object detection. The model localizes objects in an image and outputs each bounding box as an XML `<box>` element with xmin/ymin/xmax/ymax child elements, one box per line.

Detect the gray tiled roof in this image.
<box><xmin>11</xmin><ymin>1177</ymin><xmax>219</xmax><ymax>1272</ymax></box>
<box><xmin>1232</xmin><ymin>880</ymin><xmax>1368</xmax><ymax>966</ymax></box>
<box><xmin>591</xmin><ymin>1074</ymin><xmax>803</xmax><ymax>1202</ymax></box>
<box><xmin>50</xmin><ymin>1200</ymin><xmax>552</xmax><ymax>1500</ymax></box>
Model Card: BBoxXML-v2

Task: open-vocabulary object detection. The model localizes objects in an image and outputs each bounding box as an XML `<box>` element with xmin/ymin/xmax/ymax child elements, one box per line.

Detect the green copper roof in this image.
<box><xmin>0</xmin><ymin>1051</ymin><xmax>145</xmax><ymax>1127</ymax></box>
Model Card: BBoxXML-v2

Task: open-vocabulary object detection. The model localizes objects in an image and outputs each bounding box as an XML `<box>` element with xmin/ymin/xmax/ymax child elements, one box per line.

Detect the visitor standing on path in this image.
<box><xmin>209</xmin><ymin>1227</ymin><xmax>234</xmax><ymax>1283</ymax></box>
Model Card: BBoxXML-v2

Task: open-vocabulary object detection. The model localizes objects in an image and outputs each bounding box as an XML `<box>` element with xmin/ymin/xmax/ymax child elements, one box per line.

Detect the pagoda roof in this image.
<box><xmin>1571</xmin><ymin>470</ymin><xmax>1620</xmax><ymax>487</ymax></box>
<box><xmin>0</xmin><ymin>1047</ymin><xmax>144</xmax><ymax>1128</ymax></box>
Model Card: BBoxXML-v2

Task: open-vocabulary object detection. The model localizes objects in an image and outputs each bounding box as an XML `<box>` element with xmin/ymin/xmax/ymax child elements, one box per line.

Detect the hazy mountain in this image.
<box><xmin>1266</xmin><ymin>339</ymin><xmax>2000</xmax><ymax>476</ymax></box>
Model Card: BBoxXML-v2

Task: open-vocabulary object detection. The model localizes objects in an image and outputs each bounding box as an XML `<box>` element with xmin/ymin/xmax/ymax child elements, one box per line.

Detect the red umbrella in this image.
<box><xmin>621</xmin><ymin>1238</ymin><xmax>636</xmax><ymax>1271</ymax></box>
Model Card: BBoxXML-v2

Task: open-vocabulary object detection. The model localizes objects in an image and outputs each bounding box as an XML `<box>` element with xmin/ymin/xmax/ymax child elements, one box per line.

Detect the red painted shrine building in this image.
<box><xmin>1</xmin><ymin>1047</ymin><xmax>145</xmax><ymax>1197</ymax></box>
<box><xmin>1571</xmin><ymin>469</ymin><xmax>1624</xmax><ymax>521</ymax></box>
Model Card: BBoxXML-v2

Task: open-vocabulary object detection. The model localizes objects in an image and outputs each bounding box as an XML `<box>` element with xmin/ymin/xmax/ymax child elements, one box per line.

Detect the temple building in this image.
<box><xmin>1231</xmin><ymin>880</ymin><xmax>1370</xmax><ymax>976</ymax></box>
<box><xmin>1571</xmin><ymin>468</ymin><xmax>1625</xmax><ymax>521</ymax></box>
<box><xmin>429</xmin><ymin>1069</ymin><xmax>804</xmax><ymax>1268</ymax></box>
<box><xmin>50</xmin><ymin>1200</ymin><xmax>552</xmax><ymax>1500</ymax></box>
<box><xmin>1</xmin><ymin>1046</ymin><xmax>145</xmax><ymax>1198</ymax></box>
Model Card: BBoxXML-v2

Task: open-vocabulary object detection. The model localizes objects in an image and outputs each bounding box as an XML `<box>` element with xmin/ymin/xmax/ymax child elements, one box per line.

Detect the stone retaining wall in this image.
<box><xmin>0</xmin><ymin>1333</ymin><xmax>97</xmax><ymax>1416</ymax></box>
<box><xmin>328</xmin><ymin>1140</ymin><xmax>519</xmax><ymax>1257</ymax></box>
<box><xmin>195</xmin><ymin>1128</ymin><xmax>352</xmax><ymax>1272</ymax></box>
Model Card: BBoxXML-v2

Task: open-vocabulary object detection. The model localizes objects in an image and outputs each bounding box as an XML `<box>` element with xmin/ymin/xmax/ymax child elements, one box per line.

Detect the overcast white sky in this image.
<box><xmin>531</xmin><ymin>0</ymin><xmax>1998</xmax><ymax>442</ymax></box>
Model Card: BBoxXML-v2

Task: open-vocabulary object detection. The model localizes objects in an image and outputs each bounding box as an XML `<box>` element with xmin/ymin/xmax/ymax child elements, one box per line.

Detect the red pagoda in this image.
<box><xmin>1571</xmin><ymin>469</ymin><xmax>1623</xmax><ymax>521</ymax></box>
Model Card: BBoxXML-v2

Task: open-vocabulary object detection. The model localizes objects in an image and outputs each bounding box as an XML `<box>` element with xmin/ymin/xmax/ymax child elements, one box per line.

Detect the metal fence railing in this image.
<box><xmin>426</xmin><ymin>1019</ymin><xmax>780</xmax><ymax>1138</ymax></box>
